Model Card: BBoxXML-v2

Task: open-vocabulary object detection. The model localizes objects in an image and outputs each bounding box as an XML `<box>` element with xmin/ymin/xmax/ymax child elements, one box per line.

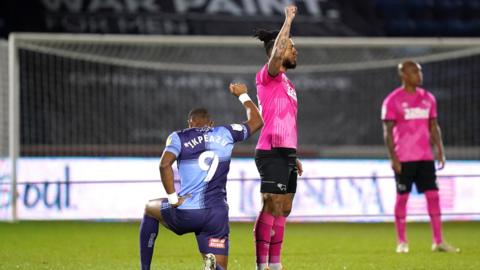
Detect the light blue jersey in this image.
<box><xmin>164</xmin><ymin>124</ymin><xmax>250</xmax><ymax>209</ymax></box>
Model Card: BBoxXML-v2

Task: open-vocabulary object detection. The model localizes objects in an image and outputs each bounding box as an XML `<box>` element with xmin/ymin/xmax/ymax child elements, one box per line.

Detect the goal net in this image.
<box><xmin>9</xmin><ymin>34</ymin><xmax>480</xmax><ymax>159</ymax></box>
<box><xmin>3</xmin><ymin>34</ymin><xmax>480</xmax><ymax>221</ymax></box>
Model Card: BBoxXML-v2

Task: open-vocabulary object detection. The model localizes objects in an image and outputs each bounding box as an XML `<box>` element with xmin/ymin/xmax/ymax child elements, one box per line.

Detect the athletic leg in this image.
<box><xmin>395</xmin><ymin>193</ymin><xmax>409</xmax><ymax>244</ymax></box>
<box><xmin>139</xmin><ymin>198</ymin><xmax>169</xmax><ymax>270</ymax></box>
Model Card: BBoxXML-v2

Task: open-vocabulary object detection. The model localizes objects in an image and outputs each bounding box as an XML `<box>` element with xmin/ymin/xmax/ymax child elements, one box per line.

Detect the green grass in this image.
<box><xmin>0</xmin><ymin>221</ymin><xmax>479</xmax><ymax>269</ymax></box>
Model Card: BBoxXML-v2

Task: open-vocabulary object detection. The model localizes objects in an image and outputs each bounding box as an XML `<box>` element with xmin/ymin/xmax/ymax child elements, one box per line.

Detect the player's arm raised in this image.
<box><xmin>383</xmin><ymin>120</ymin><xmax>401</xmax><ymax>173</ymax></box>
<box><xmin>430</xmin><ymin>119</ymin><xmax>446</xmax><ymax>170</ymax></box>
<box><xmin>267</xmin><ymin>5</ymin><xmax>296</xmax><ymax>76</ymax></box>
<box><xmin>229</xmin><ymin>83</ymin><xmax>263</xmax><ymax>134</ymax></box>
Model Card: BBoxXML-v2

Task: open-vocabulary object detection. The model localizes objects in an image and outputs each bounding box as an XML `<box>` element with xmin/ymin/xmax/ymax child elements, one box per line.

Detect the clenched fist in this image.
<box><xmin>285</xmin><ymin>5</ymin><xmax>297</xmax><ymax>20</ymax></box>
<box><xmin>229</xmin><ymin>83</ymin><xmax>248</xmax><ymax>97</ymax></box>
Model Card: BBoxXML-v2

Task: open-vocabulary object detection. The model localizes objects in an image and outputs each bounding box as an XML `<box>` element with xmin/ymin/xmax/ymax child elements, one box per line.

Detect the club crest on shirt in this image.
<box><xmin>397</xmin><ymin>183</ymin><xmax>407</xmax><ymax>191</ymax></box>
<box><xmin>166</xmin><ymin>135</ymin><xmax>173</xmax><ymax>146</ymax></box>
<box><xmin>422</xmin><ymin>100</ymin><xmax>431</xmax><ymax>106</ymax></box>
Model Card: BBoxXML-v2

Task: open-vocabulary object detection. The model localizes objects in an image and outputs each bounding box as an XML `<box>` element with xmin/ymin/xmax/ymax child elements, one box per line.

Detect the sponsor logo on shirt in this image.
<box><xmin>404</xmin><ymin>107</ymin><xmax>430</xmax><ymax>120</ymax></box>
<box><xmin>208</xmin><ymin>238</ymin><xmax>226</xmax><ymax>249</ymax></box>
<box><xmin>283</xmin><ymin>75</ymin><xmax>297</xmax><ymax>101</ymax></box>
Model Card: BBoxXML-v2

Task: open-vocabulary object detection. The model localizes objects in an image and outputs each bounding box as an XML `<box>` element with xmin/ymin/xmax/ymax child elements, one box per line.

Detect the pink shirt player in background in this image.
<box><xmin>382</xmin><ymin>60</ymin><xmax>459</xmax><ymax>254</ymax></box>
<box><xmin>252</xmin><ymin>5</ymin><xmax>303</xmax><ymax>270</ymax></box>
<box><xmin>255</xmin><ymin>63</ymin><xmax>298</xmax><ymax>150</ymax></box>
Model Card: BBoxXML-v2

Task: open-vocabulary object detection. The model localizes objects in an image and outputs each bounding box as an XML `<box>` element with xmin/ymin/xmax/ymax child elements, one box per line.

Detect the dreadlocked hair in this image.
<box><xmin>253</xmin><ymin>29</ymin><xmax>279</xmax><ymax>56</ymax></box>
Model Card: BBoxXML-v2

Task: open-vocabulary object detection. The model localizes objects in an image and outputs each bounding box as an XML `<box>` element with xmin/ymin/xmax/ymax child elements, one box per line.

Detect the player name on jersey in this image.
<box><xmin>183</xmin><ymin>134</ymin><xmax>229</xmax><ymax>149</ymax></box>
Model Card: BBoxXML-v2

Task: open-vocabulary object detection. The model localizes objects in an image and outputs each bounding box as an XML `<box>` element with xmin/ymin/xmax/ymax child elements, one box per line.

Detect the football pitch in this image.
<box><xmin>1</xmin><ymin>221</ymin><xmax>479</xmax><ymax>270</ymax></box>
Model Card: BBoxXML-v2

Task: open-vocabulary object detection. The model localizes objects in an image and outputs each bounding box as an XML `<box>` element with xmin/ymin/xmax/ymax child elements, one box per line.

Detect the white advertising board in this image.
<box><xmin>0</xmin><ymin>158</ymin><xmax>479</xmax><ymax>221</ymax></box>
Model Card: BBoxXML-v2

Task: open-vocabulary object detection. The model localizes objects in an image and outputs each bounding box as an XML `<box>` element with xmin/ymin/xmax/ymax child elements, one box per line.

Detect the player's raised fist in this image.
<box><xmin>229</xmin><ymin>83</ymin><xmax>248</xmax><ymax>97</ymax></box>
<box><xmin>285</xmin><ymin>5</ymin><xmax>297</xmax><ymax>20</ymax></box>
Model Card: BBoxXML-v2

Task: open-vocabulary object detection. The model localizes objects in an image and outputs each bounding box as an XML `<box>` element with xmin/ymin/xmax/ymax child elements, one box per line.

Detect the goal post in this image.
<box><xmin>0</xmin><ymin>39</ymin><xmax>15</xmax><ymax>221</ymax></box>
<box><xmin>8</xmin><ymin>34</ymin><xmax>20</xmax><ymax>222</ymax></box>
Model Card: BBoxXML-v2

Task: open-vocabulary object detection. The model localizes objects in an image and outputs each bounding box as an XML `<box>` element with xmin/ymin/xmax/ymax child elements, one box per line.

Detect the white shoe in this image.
<box><xmin>203</xmin><ymin>253</ymin><xmax>216</xmax><ymax>270</ymax></box>
<box><xmin>268</xmin><ymin>264</ymin><xmax>285</xmax><ymax>270</ymax></box>
<box><xmin>256</xmin><ymin>264</ymin><xmax>269</xmax><ymax>270</ymax></box>
<box><xmin>396</xmin><ymin>242</ymin><xmax>409</xmax><ymax>253</ymax></box>
<box><xmin>432</xmin><ymin>242</ymin><xmax>460</xmax><ymax>253</ymax></box>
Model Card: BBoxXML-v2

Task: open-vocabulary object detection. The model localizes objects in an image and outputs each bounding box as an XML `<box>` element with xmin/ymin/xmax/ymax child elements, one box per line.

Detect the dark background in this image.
<box><xmin>1</xmin><ymin>0</ymin><xmax>479</xmax><ymax>38</ymax></box>
<box><xmin>1</xmin><ymin>0</ymin><xmax>479</xmax><ymax>158</ymax></box>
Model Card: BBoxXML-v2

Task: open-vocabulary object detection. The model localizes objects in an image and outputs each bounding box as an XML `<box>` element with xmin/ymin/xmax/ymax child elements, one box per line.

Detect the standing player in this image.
<box><xmin>252</xmin><ymin>5</ymin><xmax>303</xmax><ymax>270</ymax></box>
<box><xmin>382</xmin><ymin>60</ymin><xmax>459</xmax><ymax>253</ymax></box>
<box><xmin>139</xmin><ymin>83</ymin><xmax>263</xmax><ymax>270</ymax></box>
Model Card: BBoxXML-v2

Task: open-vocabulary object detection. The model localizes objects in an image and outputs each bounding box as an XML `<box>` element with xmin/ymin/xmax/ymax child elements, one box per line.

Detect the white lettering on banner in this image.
<box><xmin>164</xmin><ymin>75</ymin><xmax>224</xmax><ymax>91</ymax></box>
<box><xmin>45</xmin><ymin>15</ymin><xmax>189</xmax><ymax>34</ymax></box>
<box><xmin>42</xmin><ymin>0</ymin><xmax>83</xmax><ymax>12</ymax></box>
<box><xmin>303</xmin><ymin>0</ymin><xmax>321</xmax><ymax>16</ymax></box>
<box><xmin>43</xmin><ymin>0</ymin><xmax>160</xmax><ymax>12</ymax></box>
<box><xmin>123</xmin><ymin>0</ymin><xmax>159</xmax><ymax>12</ymax></box>
<box><xmin>404</xmin><ymin>107</ymin><xmax>430</xmax><ymax>120</ymax></box>
<box><xmin>174</xmin><ymin>0</ymin><xmax>205</xmax><ymax>13</ymax></box>
<box><xmin>294</xmin><ymin>77</ymin><xmax>351</xmax><ymax>92</ymax></box>
<box><xmin>164</xmin><ymin>0</ymin><xmax>326</xmax><ymax>17</ymax></box>
<box><xmin>241</xmin><ymin>0</ymin><xmax>257</xmax><ymax>15</ymax></box>
<box><xmin>257</xmin><ymin>0</ymin><xmax>289</xmax><ymax>15</ymax></box>
<box><xmin>1</xmin><ymin>158</ymin><xmax>480</xmax><ymax>221</ymax></box>
<box><xmin>206</xmin><ymin>0</ymin><xmax>243</xmax><ymax>15</ymax></box>
<box><xmin>40</xmin><ymin>0</ymin><xmax>337</xmax><ymax>34</ymax></box>
<box><xmin>88</xmin><ymin>0</ymin><xmax>124</xmax><ymax>12</ymax></box>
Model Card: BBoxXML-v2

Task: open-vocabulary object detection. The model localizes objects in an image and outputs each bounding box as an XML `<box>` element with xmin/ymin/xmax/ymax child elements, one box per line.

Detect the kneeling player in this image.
<box><xmin>139</xmin><ymin>83</ymin><xmax>263</xmax><ymax>270</ymax></box>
